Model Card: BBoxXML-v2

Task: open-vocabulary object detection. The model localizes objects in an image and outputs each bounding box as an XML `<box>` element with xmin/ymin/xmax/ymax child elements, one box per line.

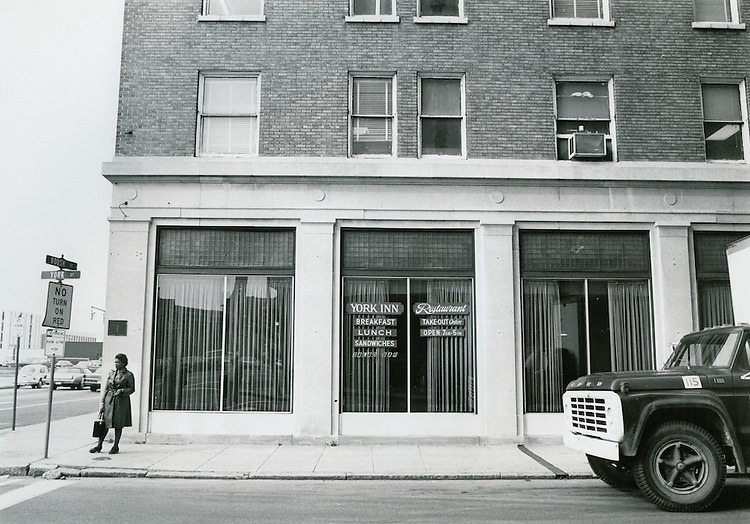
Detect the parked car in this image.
<box><xmin>16</xmin><ymin>364</ymin><xmax>49</xmax><ymax>388</ymax></box>
<box><xmin>49</xmin><ymin>366</ymin><xmax>84</xmax><ymax>390</ymax></box>
<box><xmin>54</xmin><ymin>360</ymin><xmax>73</xmax><ymax>368</ymax></box>
<box><xmin>83</xmin><ymin>367</ymin><xmax>102</xmax><ymax>392</ymax></box>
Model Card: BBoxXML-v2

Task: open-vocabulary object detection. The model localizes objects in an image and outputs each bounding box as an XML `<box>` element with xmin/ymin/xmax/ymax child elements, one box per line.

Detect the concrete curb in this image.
<box><xmin>14</xmin><ymin>465</ymin><xmax>594</xmax><ymax>481</ymax></box>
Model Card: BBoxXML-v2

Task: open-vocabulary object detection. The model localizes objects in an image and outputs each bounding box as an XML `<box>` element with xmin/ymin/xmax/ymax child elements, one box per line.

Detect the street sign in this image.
<box><xmin>41</xmin><ymin>270</ymin><xmax>81</xmax><ymax>280</ymax></box>
<box><xmin>45</xmin><ymin>330</ymin><xmax>65</xmax><ymax>357</ymax></box>
<box><xmin>45</xmin><ymin>255</ymin><xmax>78</xmax><ymax>271</ymax></box>
<box><xmin>42</xmin><ymin>282</ymin><xmax>73</xmax><ymax>329</ymax></box>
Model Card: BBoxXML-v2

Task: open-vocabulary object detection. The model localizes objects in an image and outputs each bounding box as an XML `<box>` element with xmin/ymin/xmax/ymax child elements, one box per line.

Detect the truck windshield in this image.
<box><xmin>665</xmin><ymin>330</ymin><xmax>739</xmax><ymax>369</ymax></box>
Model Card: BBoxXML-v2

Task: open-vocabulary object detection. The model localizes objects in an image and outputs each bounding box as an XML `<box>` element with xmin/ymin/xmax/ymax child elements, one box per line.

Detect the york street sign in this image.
<box><xmin>41</xmin><ymin>270</ymin><xmax>81</xmax><ymax>280</ymax></box>
<box><xmin>45</xmin><ymin>255</ymin><xmax>78</xmax><ymax>271</ymax></box>
<box><xmin>42</xmin><ymin>282</ymin><xmax>73</xmax><ymax>329</ymax></box>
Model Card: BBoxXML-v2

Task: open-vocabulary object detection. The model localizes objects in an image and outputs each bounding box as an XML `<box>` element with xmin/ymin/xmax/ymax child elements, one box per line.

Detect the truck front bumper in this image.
<box><xmin>563</xmin><ymin>432</ymin><xmax>620</xmax><ymax>461</ymax></box>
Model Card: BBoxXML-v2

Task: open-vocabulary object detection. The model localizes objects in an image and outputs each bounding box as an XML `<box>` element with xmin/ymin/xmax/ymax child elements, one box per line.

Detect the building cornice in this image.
<box><xmin>102</xmin><ymin>156</ymin><xmax>750</xmax><ymax>187</ymax></box>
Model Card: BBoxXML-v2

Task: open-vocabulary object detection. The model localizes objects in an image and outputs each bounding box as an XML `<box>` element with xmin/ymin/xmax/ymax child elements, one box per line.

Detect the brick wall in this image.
<box><xmin>115</xmin><ymin>0</ymin><xmax>750</xmax><ymax>162</ymax></box>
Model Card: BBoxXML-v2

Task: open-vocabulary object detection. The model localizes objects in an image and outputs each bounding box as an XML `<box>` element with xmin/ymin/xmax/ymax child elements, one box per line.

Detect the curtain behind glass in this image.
<box><xmin>698</xmin><ymin>281</ymin><xmax>735</xmax><ymax>328</ymax></box>
<box><xmin>523</xmin><ymin>281</ymin><xmax>564</xmax><ymax>413</ymax></box>
<box><xmin>345</xmin><ymin>279</ymin><xmax>391</xmax><ymax>412</ymax></box>
<box><xmin>224</xmin><ymin>277</ymin><xmax>293</xmax><ymax>412</ymax></box>
<box><xmin>153</xmin><ymin>276</ymin><xmax>224</xmax><ymax>411</ymax></box>
<box><xmin>607</xmin><ymin>281</ymin><xmax>654</xmax><ymax>371</ymax></box>
<box><xmin>425</xmin><ymin>279</ymin><xmax>475</xmax><ymax>412</ymax></box>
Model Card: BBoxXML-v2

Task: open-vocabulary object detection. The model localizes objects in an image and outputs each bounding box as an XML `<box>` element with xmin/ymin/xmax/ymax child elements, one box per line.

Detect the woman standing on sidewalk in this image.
<box><xmin>90</xmin><ymin>353</ymin><xmax>134</xmax><ymax>455</ymax></box>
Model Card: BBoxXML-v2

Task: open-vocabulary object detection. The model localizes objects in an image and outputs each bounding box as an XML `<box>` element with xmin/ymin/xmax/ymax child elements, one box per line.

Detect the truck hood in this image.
<box><xmin>566</xmin><ymin>368</ymin><xmax>709</xmax><ymax>392</ymax></box>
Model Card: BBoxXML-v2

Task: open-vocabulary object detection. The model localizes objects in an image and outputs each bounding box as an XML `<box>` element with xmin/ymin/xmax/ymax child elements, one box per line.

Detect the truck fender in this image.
<box><xmin>622</xmin><ymin>394</ymin><xmax>745</xmax><ymax>471</ymax></box>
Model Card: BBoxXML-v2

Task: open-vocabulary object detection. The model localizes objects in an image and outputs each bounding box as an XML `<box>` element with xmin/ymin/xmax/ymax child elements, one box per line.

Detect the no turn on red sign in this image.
<box><xmin>42</xmin><ymin>282</ymin><xmax>73</xmax><ymax>329</ymax></box>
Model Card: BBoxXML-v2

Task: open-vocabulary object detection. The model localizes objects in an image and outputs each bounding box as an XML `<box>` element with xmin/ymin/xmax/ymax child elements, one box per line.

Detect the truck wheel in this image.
<box><xmin>633</xmin><ymin>421</ymin><xmax>725</xmax><ymax>512</ymax></box>
<box><xmin>587</xmin><ymin>455</ymin><xmax>635</xmax><ymax>490</ymax></box>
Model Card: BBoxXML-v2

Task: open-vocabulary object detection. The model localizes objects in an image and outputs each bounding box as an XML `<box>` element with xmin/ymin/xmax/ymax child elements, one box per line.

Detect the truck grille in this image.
<box><xmin>568</xmin><ymin>396</ymin><xmax>607</xmax><ymax>434</ymax></box>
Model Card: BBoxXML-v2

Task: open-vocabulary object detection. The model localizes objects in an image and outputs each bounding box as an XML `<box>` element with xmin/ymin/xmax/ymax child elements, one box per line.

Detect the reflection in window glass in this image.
<box><xmin>352</xmin><ymin>0</ymin><xmax>393</xmax><ymax>15</ymax></box>
<box><xmin>702</xmin><ymin>83</ymin><xmax>745</xmax><ymax>161</ymax></box>
<box><xmin>206</xmin><ymin>0</ymin><xmax>263</xmax><ymax>15</ymax></box>
<box><xmin>419</xmin><ymin>0</ymin><xmax>460</xmax><ymax>16</ymax></box>
<box><xmin>153</xmin><ymin>275</ymin><xmax>293</xmax><ymax>412</ymax></box>
<box><xmin>420</xmin><ymin>77</ymin><xmax>463</xmax><ymax>156</ymax></box>
<box><xmin>552</xmin><ymin>0</ymin><xmax>603</xmax><ymax>18</ymax></box>
<box><xmin>694</xmin><ymin>0</ymin><xmax>732</xmax><ymax>22</ymax></box>
<box><xmin>342</xmin><ymin>278</ymin><xmax>475</xmax><ymax>413</ymax></box>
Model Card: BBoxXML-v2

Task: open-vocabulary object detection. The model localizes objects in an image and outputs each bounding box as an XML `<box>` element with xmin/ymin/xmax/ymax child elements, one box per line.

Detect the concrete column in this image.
<box><xmin>651</xmin><ymin>225</ymin><xmax>694</xmax><ymax>365</ymax></box>
<box><xmin>292</xmin><ymin>220</ymin><xmax>335</xmax><ymax>439</ymax></box>
<box><xmin>476</xmin><ymin>223</ymin><xmax>518</xmax><ymax>440</ymax></box>
<box><xmin>103</xmin><ymin>219</ymin><xmax>150</xmax><ymax>433</ymax></box>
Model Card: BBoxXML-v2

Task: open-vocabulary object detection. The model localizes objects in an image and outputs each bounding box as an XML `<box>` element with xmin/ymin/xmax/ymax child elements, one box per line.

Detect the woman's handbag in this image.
<box><xmin>92</xmin><ymin>418</ymin><xmax>107</xmax><ymax>438</ymax></box>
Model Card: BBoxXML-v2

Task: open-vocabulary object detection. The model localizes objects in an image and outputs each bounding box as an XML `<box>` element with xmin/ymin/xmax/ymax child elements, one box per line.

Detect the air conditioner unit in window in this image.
<box><xmin>568</xmin><ymin>132</ymin><xmax>607</xmax><ymax>159</ymax></box>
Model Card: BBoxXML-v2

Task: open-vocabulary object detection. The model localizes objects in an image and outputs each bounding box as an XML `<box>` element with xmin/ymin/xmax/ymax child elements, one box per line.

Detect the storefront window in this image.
<box><xmin>342</xmin><ymin>277</ymin><xmax>475</xmax><ymax>413</ymax></box>
<box><xmin>522</xmin><ymin>279</ymin><xmax>653</xmax><ymax>413</ymax></box>
<box><xmin>520</xmin><ymin>230</ymin><xmax>654</xmax><ymax>414</ymax></box>
<box><xmin>153</xmin><ymin>275</ymin><xmax>294</xmax><ymax>412</ymax></box>
<box><xmin>152</xmin><ymin>228</ymin><xmax>295</xmax><ymax>413</ymax></box>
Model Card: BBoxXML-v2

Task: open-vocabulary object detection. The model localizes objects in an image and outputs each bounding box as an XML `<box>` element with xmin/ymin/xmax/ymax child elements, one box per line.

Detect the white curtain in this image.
<box><xmin>425</xmin><ymin>279</ymin><xmax>475</xmax><ymax>412</ymax></box>
<box><xmin>345</xmin><ymin>279</ymin><xmax>392</xmax><ymax>412</ymax></box>
<box><xmin>523</xmin><ymin>281</ymin><xmax>564</xmax><ymax>413</ymax></box>
<box><xmin>698</xmin><ymin>281</ymin><xmax>735</xmax><ymax>329</ymax></box>
<box><xmin>608</xmin><ymin>281</ymin><xmax>654</xmax><ymax>371</ymax></box>
<box><xmin>153</xmin><ymin>275</ymin><xmax>293</xmax><ymax>412</ymax></box>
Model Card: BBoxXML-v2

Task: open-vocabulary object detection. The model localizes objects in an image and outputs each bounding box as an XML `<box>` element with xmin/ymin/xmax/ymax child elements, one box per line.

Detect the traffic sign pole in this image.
<box><xmin>12</xmin><ymin>336</ymin><xmax>19</xmax><ymax>431</ymax></box>
<box><xmin>44</xmin><ymin>355</ymin><xmax>56</xmax><ymax>459</ymax></box>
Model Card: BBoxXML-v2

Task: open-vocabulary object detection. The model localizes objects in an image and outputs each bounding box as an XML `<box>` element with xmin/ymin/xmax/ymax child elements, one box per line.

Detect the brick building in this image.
<box><xmin>102</xmin><ymin>0</ymin><xmax>750</xmax><ymax>442</ymax></box>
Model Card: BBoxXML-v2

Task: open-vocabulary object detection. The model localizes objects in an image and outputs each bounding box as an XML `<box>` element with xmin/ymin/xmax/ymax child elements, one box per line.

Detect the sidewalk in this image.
<box><xmin>0</xmin><ymin>413</ymin><xmax>595</xmax><ymax>481</ymax></box>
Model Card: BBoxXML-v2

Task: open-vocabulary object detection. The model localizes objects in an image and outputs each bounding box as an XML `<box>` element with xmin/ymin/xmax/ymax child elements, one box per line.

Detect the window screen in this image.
<box><xmin>520</xmin><ymin>231</ymin><xmax>651</xmax><ymax>276</ymax></box>
<box><xmin>341</xmin><ymin>229</ymin><xmax>474</xmax><ymax>275</ymax></box>
<box><xmin>157</xmin><ymin>228</ymin><xmax>295</xmax><ymax>272</ymax></box>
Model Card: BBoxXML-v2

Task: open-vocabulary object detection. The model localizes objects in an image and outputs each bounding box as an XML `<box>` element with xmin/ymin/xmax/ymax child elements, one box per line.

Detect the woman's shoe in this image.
<box><xmin>89</xmin><ymin>446</ymin><xmax>101</xmax><ymax>453</ymax></box>
<box><xmin>108</xmin><ymin>447</ymin><xmax>119</xmax><ymax>454</ymax></box>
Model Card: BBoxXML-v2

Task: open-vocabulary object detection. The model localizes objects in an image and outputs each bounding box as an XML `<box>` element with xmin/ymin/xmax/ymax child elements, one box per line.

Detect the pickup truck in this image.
<box><xmin>562</xmin><ymin>324</ymin><xmax>750</xmax><ymax>512</ymax></box>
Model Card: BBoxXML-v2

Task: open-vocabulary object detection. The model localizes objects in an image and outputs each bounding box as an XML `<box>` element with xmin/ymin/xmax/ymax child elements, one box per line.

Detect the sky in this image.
<box><xmin>0</xmin><ymin>1</ymin><xmax>125</xmax><ymax>340</ymax></box>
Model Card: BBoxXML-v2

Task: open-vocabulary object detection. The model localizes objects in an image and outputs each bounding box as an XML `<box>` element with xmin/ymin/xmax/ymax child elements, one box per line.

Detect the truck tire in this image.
<box><xmin>587</xmin><ymin>455</ymin><xmax>636</xmax><ymax>490</ymax></box>
<box><xmin>633</xmin><ymin>421</ymin><xmax>726</xmax><ymax>512</ymax></box>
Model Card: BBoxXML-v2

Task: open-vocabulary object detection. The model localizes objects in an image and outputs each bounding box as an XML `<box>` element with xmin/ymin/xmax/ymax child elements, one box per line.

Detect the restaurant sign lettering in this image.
<box><xmin>413</xmin><ymin>302</ymin><xmax>470</xmax><ymax>337</ymax></box>
<box><xmin>347</xmin><ymin>302</ymin><xmax>403</xmax><ymax>358</ymax></box>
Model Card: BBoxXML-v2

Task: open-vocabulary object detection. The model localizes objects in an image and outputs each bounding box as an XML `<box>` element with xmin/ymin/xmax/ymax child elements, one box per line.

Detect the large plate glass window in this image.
<box><xmin>350</xmin><ymin>75</ymin><xmax>395</xmax><ymax>156</ymax></box>
<box><xmin>198</xmin><ymin>74</ymin><xmax>259</xmax><ymax>156</ymax></box>
<box><xmin>520</xmin><ymin>231</ymin><xmax>653</xmax><ymax>413</ymax></box>
<box><xmin>701</xmin><ymin>82</ymin><xmax>748</xmax><ymax>161</ymax></box>
<box><xmin>693</xmin><ymin>231</ymin><xmax>750</xmax><ymax>328</ymax></box>
<box><xmin>419</xmin><ymin>75</ymin><xmax>465</xmax><ymax>157</ymax></box>
<box><xmin>152</xmin><ymin>228</ymin><xmax>294</xmax><ymax>412</ymax></box>
<box><xmin>555</xmin><ymin>79</ymin><xmax>614</xmax><ymax>160</ymax></box>
<box><xmin>341</xmin><ymin>229</ymin><xmax>475</xmax><ymax>414</ymax></box>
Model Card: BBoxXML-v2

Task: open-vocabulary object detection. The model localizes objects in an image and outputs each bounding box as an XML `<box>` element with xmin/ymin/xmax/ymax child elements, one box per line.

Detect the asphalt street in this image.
<box><xmin>2</xmin><ymin>477</ymin><xmax>750</xmax><ymax>523</ymax></box>
<box><xmin>0</xmin><ymin>382</ymin><xmax>100</xmax><ymax>430</ymax></box>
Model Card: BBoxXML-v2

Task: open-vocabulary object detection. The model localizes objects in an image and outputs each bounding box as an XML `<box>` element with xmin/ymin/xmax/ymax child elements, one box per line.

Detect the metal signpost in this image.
<box><xmin>11</xmin><ymin>315</ymin><xmax>23</xmax><ymax>430</ymax></box>
<box><xmin>41</xmin><ymin>255</ymin><xmax>79</xmax><ymax>458</ymax></box>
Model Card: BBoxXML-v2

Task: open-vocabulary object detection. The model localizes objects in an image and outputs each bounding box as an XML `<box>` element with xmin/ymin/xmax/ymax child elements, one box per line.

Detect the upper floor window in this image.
<box><xmin>350</xmin><ymin>75</ymin><xmax>396</xmax><ymax>156</ymax></box>
<box><xmin>701</xmin><ymin>82</ymin><xmax>748</xmax><ymax>161</ymax></box>
<box><xmin>555</xmin><ymin>80</ymin><xmax>614</xmax><ymax>161</ymax></box>
<box><xmin>202</xmin><ymin>0</ymin><xmax>265</xmax><ymax>20</ymax></box>
<box><xmin>197</xmin><ymin>75</ymin><xmax>259</xmax><ymax>157</ymax></box>
<box><xmin>352</xmin><ymin>0</ymin><xmax>394</xmax><ymax>15</ymax></box>
<box><xmin>415</xmin><ymin>0</ymin><xmax>467</xmax><ymax>23</ymax></box>
<box><xmin>549</xmin><ymin>0</ymin><xmax>614</xmax><ymax>26</ymax></box>
<box><xmin>694</xmin><ymin>0</ymin><xmax>737</xmax><ymax>22</ymax></box>
<box><xmin>419</xmin><ymin>75</ymin><xmax>465</xmax><ymax>157</ymax></box>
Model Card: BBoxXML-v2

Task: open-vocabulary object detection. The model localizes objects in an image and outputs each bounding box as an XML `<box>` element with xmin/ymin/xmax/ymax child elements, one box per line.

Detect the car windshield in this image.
<box><xmin>665</xmin><ymin>330</ymin><xmax>740</xmax><ymax>369</ymax></box>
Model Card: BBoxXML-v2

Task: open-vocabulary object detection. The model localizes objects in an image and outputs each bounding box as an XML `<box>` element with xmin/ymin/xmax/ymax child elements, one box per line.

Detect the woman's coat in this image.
<box><xmin>100</xmin><ymin>368</ymin><xmax>135</xmax><ymax>429</ymax></box>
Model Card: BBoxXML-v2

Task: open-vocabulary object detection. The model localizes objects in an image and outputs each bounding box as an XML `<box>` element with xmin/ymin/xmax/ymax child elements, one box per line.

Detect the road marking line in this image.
<box><xmin>0</xmin><ymin>480</ymin><xmax>72</xmax><ymax>511</ymax></box>
<box><xmin>0</xmin><ymin>397</ymin><xmax>97</xmax><ymax>412</ymax></box>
